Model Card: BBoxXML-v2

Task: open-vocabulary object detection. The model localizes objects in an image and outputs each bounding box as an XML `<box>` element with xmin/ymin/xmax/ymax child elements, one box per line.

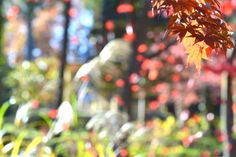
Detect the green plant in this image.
<box><xmin>6</xmin><ymin>57</ymin><xmax>59</xmax><ymax>105</ymax></box>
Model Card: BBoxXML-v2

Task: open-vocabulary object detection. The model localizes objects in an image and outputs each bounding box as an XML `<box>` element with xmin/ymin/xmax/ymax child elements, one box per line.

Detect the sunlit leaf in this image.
<box><xmin>151</xmin><ymin>0</ymin><xmax>234</xmax><ymax>71</ymax></box>
<box><xmin>24</xmin><ymin>136</ymin><xmax>42</xmax><ymax>156</ymax></box>
<box><xmin>11</xmin><ymin>131</ymin><xmax>27</xmax><ymax>156</ymax></box>
<box><xmin>183</xmin><ymin>32</ymin><xmax>212</xmax><ymax>71</ymax></box>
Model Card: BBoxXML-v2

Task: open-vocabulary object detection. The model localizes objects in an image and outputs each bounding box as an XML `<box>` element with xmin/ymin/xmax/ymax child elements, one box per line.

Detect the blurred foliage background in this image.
<box><xmin>0</xmin><ymin>0</ymin><xmax>236</xmax><ymax>156</ymax></box>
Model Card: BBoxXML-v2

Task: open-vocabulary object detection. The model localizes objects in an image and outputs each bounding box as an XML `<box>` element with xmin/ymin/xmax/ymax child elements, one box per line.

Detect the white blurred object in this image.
<box><xmin>129</xmin><ymin>127</ymin><xmax>152</xmax><ymax>143</ymax></box>
<box><xmin>77</xmin><ymin>81</ymin><xmax>110</xmax><ymax>116</ymax></box>
<box><xmin>74</xmin><ymin>39</ymin><xmax>132</xmax><ymax>83</ymax></box>
<box><xmin>112</xmin><ymin>122</ymin><xmax>135</xmax><ymax>144</ymax></box>
<box><xmin>99</xmin><ymin>39</ymin><xmax>132</xmax><ymax>64</ymax></box>
<box><xmin>44</xmin><ymin>101</ymin><xmax>73</xmax><ymax>142</ymax></box>
<box><xmin>180</xmin><ymin>110</ymin><xmax>190</xmax><ymax>121</ymax></box>
<box><xmin>15</xmin><ymin>102</ymin><xmax>32</xmax><ymax>125</ymax></box>
<box><xmin>120</xmin><ymin>122</ymin><xmax>135</xmax><ymax>134</ymax></box>
<box><xmin>2</xmin><ymin>142</ymin><xmax>14</xmax><ymax>153</ymax></box>
<box><xmin>74</xmin><ymin>39</ymin><xmax>132</xmax><ymax>116</ymax></box>
<box><xmin>74</xmin><ymin>58</ymin><xmax>102</xmax><ymax>84</ymax></box>
<box><xmin>86</xmin><ymin>110</ymin><xmax>128</xmax><ymax>140</ymax></box>
<box><xmin>54</xmin><ymin>101</ymin><xmax>73</xmax><ymax>134</ymax></box>
<box><xmin>86</xmin><ymin>112</ymin><xmax>106</xmax><ymax>131</ymax></box>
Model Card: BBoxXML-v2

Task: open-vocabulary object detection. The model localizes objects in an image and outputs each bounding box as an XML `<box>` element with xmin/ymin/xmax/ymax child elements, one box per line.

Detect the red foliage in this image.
<box><xmin>104</xmin><ymin>74</ymin><xmax>113</xmax><ymax>81</ymax></box>
<box><xmin>68</xmin><ymin>8</ymin><xmax>77</xmax><ymax>17</ymax></box>
<box><xmin>105</xmin><ymin>20</ymin><xmax>115</xmax><ymax>31</ymax></box>
<box><xmin>221</xmin><ymin>0</ymin><xmax>236</xmax><ymax>16</ymax></box>
<box><xmin>149</xmin><ymin>101</ymin><xmax>160</xmax><ymax>110</ymax></box>
<box><xmin>137</xmin><ymin>43</ymin><xmax>148</xmax><ymax>53</ymax></box>
<box><xmin>48</xmin><ymin>109</ymin><xmax>58</xmax><ymax>119</ymax></box>
<box><xmin>117</xmin><ymin>4</ymin><xmax>134</xmax><ymax>14</ymax></box>
<box><xmin>32</xmin><ymin>100</ymin><xmax>39</xmax><ymax>109</ymax></box>
<box><xmin>151</xmin><ymin>0</ymin><xmax>234</xmax><ymax>71</ymax></box>
<box><xmin>6</xmin><ymin>6</ymin><xmax>19</xmax><ymax>21</ymax></box>
<box><xmin>116</xmin><ymin>79</ymin><xmax>125</xmax><ymax>87</ymax></box>
<box><xmin>131</xmin><ymin>84</ymin><xmax>140</xmax><ymax>92</ymax></box>
<box><xmin>120</xmin><ymin>148</ymin><xmax>128</xmax><ymax>157</ymax></box>
<box><xmin>123</xmin><ymin>33</ymin><xmax>136</xmax><ymax>42</ymax></box>
<box><xmin>148</xmin><ymin>69</ymin><xmax>159</xmax><ymax>80</ymax></box>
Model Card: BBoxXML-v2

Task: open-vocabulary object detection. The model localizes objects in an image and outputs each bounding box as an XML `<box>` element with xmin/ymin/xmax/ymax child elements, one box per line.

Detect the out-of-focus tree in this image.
<box><xmin>3</xmin><ymin>0</ymin><xmax>59</xmax><ymax>61</ymax></box>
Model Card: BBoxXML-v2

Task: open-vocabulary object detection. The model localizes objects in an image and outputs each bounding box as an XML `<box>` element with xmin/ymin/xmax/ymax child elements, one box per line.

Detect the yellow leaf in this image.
<box><xmin>11</xmin><ymin>132</ymin><xmax>27</xmax><ymax>156</ymax></box>
<box><xmin>24</xmin><ymin>137</ymin><xmax>42</xmax><ymax>156</ymax></box>
<box><xmin>198</xmin><ymin>0</ymin><xmax>206</xmax><ymax>4</ymax></box>
<box><xmin>182</xmin><ymin>32</ymin><xmax>211</xmax><ymax>72</ymax></box>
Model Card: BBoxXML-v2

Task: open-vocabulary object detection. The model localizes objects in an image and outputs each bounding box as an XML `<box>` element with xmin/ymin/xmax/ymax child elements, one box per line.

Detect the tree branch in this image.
<box><xmin>144</xmin><ymin>39</ymin><xmax>177</xmax><ymax>59</ymax></box>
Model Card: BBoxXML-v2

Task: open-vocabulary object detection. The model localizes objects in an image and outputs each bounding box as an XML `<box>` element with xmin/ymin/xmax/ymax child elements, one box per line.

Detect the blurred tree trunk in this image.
<box><xmin>26</xmin><ymin>15</ymin><xmax>34</xmax><ymax>60</ymax></box>
<box><xmin>56</xmin><ymin>0</ymin><xmax>71</xmax><ymax>107</ymax></box>
<box><xmin>25</xmin><ymin>2</ymin><xmax>35</xmax><ymax>61</ymax></box>
<box><xmin>221</xmin><ymin>40</ymin><xmax>236</xmax><ymax>157</ymax></box>
<box><xmin>121</xmin><ymin>0</ymin><xmax>148</xmax><ymax>120</ymax></box>
<box><xmin>0</xmin><ymin>0</ymin><xmax>5</xmax><ymax>102</ymax></box>
<box><xmin>0</xmin><ymin>1</ymin><xmax>9</xmax><ymax>104</ymax></box>
<box><xmin>0</xmin><ymin>1</ymin><xmax>3</xmax><ymax>53</ymax></box>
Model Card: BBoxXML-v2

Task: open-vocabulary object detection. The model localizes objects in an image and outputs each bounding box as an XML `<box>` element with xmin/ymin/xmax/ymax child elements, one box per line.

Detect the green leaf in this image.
<box><xmin>0</xmin><ymin>102</ymin><xmax>10</xmax><ymax>129</ymax></box>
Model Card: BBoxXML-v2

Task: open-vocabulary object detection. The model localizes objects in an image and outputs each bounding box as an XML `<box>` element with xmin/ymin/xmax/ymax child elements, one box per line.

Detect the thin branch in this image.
<box><xmin>56</xmin><ymin>0</ymin><xmax>71</xmax><ymax>107</ymax></box>
<box><xmin>144</xmin><ymin>39</ymin><xmax>177</xmax><ymax>59</ymax></box>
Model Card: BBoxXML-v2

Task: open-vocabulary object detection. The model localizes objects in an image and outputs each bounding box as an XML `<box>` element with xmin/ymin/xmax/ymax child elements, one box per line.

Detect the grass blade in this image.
<box><xmin>0</xmin><ymin>102</ymin><xmax>10</xmax><ymax>129</ymax></box>
<box><xmin>24</xmin><ymin>136</ymin><xmax>42</xmax><ymax>156</ymax></box>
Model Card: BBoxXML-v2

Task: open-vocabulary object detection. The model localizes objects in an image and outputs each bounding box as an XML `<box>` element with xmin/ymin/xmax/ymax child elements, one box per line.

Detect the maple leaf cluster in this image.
<box><xmin>151</xmin><ymin>0</ymin><xmax>234</xmax><ymax>71</ymax></box>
